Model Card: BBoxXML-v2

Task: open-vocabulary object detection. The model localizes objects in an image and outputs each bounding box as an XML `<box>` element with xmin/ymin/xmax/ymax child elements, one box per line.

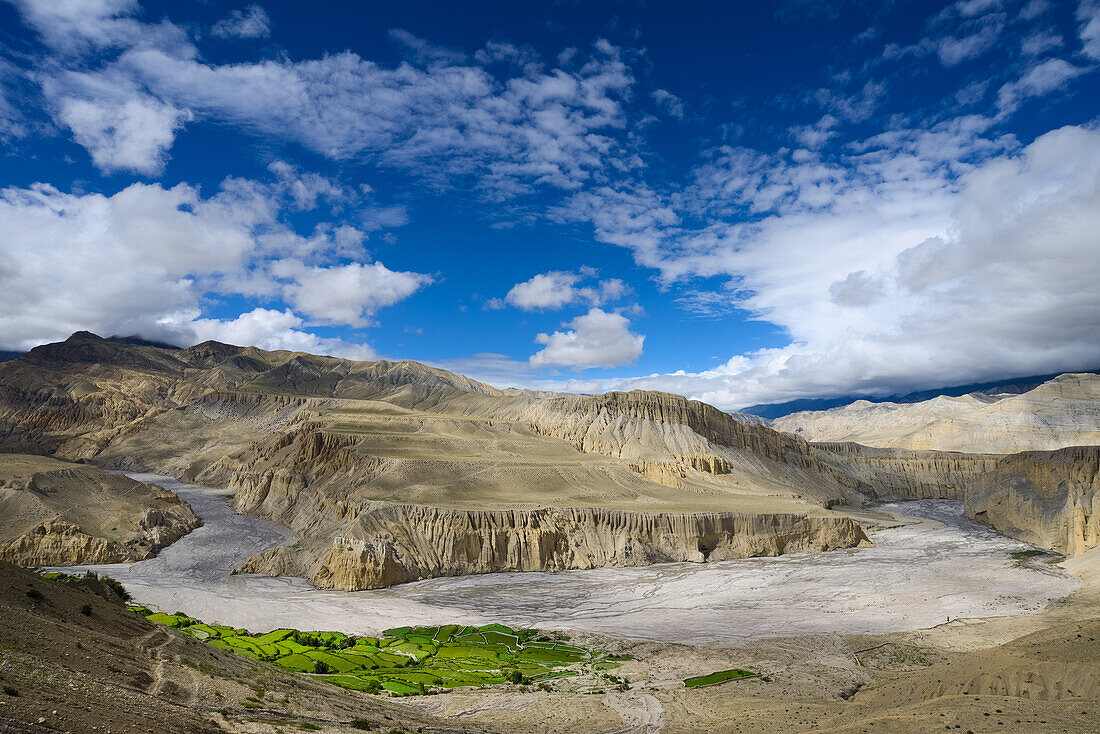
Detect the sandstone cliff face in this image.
<box><xmin>0</xmin><ymin>455</ymin><xmax>200</xmax><ymax>566</ymax></box>
<box><xmin>810</xmin><ymin>443</ymin><xmax>998</xmax><ymax>501</ymax></box>
<box><xmin>965</xmin><ymin>447</ymin><xmax>1100</xmax><ymax>557</ymax></box>
<box><xmin>238</xmin><ymin>503</ymin><xmax>871</xmax><ymax>591</ymax></box>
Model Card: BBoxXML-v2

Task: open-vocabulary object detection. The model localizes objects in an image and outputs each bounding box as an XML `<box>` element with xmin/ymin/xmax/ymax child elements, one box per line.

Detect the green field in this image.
<box><xmin>684</xmin><ymin>668</ymin><xmax>756</xmax><ymax>687</ymax></box>
<box><xmin>129</xmin><ymin>607</ymin><xmax>598</xmax><ymax>696</ymax></box>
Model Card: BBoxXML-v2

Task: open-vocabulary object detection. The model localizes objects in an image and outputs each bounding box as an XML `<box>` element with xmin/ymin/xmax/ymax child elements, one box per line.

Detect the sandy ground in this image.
<box><xmin>64</xmin><ymin>474</ymin><xmax>1077</xmax><ymax>643</ymax></box>
<box><xmin>34</xmin><ymin>472</ymin><xmax>1100</xmax><ymax>732</ymax></box>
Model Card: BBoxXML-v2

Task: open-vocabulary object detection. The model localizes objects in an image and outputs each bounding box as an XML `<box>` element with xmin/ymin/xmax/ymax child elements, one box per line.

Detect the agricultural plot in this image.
<box><xmin>129</xmin><ymin>608</ymin><xmax>596</xmax><ymax>695</ymax></box>
<box><xmin>684</xmin><ymin>668</ymin><xmax>757</xmax><ymax>687</ymax></box>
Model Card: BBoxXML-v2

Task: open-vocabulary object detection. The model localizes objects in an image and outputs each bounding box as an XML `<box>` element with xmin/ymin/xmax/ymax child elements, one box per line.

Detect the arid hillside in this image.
<box><xmin>0</xmin><ymin>453</ymin><xmax>199</xmax><ymax>566</ymax></box>
<box><xmin>1</xmin><ymin>331</ymin><xmax>1096</xmax><ymax>588</ymax></box>
<box><xmin>774</xmin><ymin>372</ymin><xmax>1100</xmax><ymax>453</ymax></box>
<box><xmin>0</xmin><ymin>561</ymin><xmax>478</xmax><ymax>733</ymax></box>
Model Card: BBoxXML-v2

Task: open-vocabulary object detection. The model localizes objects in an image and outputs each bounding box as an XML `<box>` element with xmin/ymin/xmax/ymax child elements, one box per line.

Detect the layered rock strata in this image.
<box><xmin>810</xmin><ymin>442</ymin><xmax>998</xmax><ymax>500</ymax></box>
<box><xmin>238</xmin><ymin>504</ymin><xmax>871</xmax><ymax>590</ymax></box>
<box><xmin>774</xmin><ymin>373</ymin><xmax>1100</xmax><ymax>454</ymax></box>
<box><xmin>965</xmin><ymin>446</ymin><xmax>1100</xmax><ymax>557</ymax></box>
<box><xmin>0</xmin><ymin>456</ymin><xmax>200</xmax><ymax>566</ymax></box>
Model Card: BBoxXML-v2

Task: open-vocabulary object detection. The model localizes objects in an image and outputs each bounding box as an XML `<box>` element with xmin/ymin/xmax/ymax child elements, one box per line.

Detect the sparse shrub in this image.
<box><xmin>362</xmin><ymin>680</ymin><xmax>382</xmax><ymax>695</ymax></box>
<box><xmin>2</xmin><ymin>686</ymin><xmax>18</xmax><ymax>697</ymax></box>
<box><xmin>99</xmin><ymin>575</ymin><xmax>130</xmax><ymax>601</ymax></box>
<box><xmin>25</xmin><ymin>588</ymin><xmax>43</xmax><ymax>601</ymax></box>
<box><xmin>80</xmin><ymin>603</ymin><xmax>92</xmax><ymax>616</ymax></box>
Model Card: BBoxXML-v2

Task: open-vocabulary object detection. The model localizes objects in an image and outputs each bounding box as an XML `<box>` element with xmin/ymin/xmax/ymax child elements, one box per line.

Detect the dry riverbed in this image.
<box><xmin>64</xmin><ymin>473</ymin><xmax>1077</xmax><ymax>643</ymax></box>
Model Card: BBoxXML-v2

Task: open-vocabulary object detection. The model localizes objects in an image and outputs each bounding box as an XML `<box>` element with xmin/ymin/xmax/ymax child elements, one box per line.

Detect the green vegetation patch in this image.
<box><xmin>133</xmin><ymin>607</ymin><xmax>604</xmax><ymax>696</ymax></box>
<box><xmin>684</xmin><ymin>668</ymin><xmax>757</xmax><ymax>688</ymax></box>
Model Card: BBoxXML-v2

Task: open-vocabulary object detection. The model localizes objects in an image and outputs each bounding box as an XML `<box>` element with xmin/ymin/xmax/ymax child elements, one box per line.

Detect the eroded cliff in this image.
<box><xmin>0</xmin><ymin>454</ymin><xmax>200</xmax><ymax>566</ymax></box>
<box><xmin>238</xmin><ymin>503</ymin><xmax>871</xmax><ymax>590</ymax></box>
<box><xmin>965</xmin><ymin>446</ymin><xmax>1100</xmax><ymax>557</ymax></box>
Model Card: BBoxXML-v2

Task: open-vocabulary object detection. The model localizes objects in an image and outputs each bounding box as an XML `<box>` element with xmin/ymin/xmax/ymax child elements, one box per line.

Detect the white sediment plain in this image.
<box><xmin>65</xmin><ymin>473</ymin><xmax>1078</xmax><ymax>643</ymax></box>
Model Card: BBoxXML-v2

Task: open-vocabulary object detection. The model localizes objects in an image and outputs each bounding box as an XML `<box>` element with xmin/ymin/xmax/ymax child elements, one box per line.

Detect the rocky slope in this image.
<box><xmin>237</xmin><ymin>502</ymin><xmax>870</xmax><ymax>590</ymax></box>
<box><xmin>0</xmin><ymin>454</ymin><xmax>199</xmax><ymax>566</ymax></box>
<box><xmin>1</xmin><ymin>562</ymin><xmax>457</xmax><ymax>733</ymax></box>
<box><xmin>2</xmin><ymin>331</ymin><xmax>1098</xmax><ymax>585</ymax></box>
<box><xmin>965</xmin><ymin>446</ymin><xmax>1100</xmax><ymax>557</ymax></box>
<box><xmin>774</xmin><ymin>373</ymin><xmax>1100</xmax><ymax>453</ymax></box>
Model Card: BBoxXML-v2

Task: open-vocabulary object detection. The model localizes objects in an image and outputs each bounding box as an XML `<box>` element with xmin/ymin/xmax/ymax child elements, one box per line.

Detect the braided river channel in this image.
<box><xmin>64</xmin><ymin>473</ymin><xmax>1078</xmax><ymax>643</ymax></box>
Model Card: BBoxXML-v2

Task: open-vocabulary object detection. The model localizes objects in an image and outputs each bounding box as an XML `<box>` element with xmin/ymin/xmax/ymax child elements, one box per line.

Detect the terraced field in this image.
<box><xmin>684</xmin><ymin>668</ymin><xmax>757</xmax><ymax>687</ymax></box>
<box><xmin>130</xmin><ymin>607</ymin><xmax>595</xmax><ymax>695</ymax></box>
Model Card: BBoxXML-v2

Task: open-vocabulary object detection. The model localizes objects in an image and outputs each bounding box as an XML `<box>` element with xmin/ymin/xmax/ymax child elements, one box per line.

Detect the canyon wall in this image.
<box><xmin>0</xmin><ymin>456</ymin><xmax>200</xmax><ymax>566</ymax></box>
<box><xmin>810</xmin><ymin>442</ymin><xmax>998</xmax><ymax>501</ymax></box>
<box><xmin>238</xmin><ymin>503</ymin><xmax>871</xmax><ymax>591</ymax></box>
<box><xmin>965</xmin><ymin>446</ymin><xmax>1100</xmax><ymax>557</ymax></box>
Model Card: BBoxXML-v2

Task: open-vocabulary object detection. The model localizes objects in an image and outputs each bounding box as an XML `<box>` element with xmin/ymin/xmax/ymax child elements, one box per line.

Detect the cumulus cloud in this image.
<box><xmin>0</xmin><ymin>175</ymin><xmax>425</xmax><ymax>354</ymax></box>
<box><xmin>277</xmin><ymin>261</ymin><xmax>432</xmax><ymax>327</ymax></box>
<box><xmin>547</xmin><ymin>124</ymin><xmax>1100</xmax><ymax>408</ymax></box>
<box><xmin>210</xmin><ymin>5</ymin><xmax>271</xmax><ymax>40</ymax></box>
<box><xmin>165</xmin><ymin>308</ymin><xmax>377</xmax><ymax>360</ymax></box>
<box><xmin>530</xmin><ymin>308</ymin><xmax>644</xmax><ymax>369</ymax></box>
<box><xmin>55</xmin><ymin>94</ymin><xmax>191</xmax><ymax>174</ymax></box>
<box><xmin>504</xmin><ymin>270</ymin><xmax>629</xmax><ymax>311</ymax></box>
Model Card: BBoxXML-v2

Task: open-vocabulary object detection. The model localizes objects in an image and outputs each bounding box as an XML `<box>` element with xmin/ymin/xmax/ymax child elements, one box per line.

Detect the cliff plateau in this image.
<box><xmin>0</xmin><ymin>453</ymin><xmax>199</xmax><ymax>566</ymax></box>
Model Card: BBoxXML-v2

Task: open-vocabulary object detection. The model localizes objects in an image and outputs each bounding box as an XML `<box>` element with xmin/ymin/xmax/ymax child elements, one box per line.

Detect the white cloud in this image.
<box><xmin>0</xmin><ymin>177</ymin><xmax>417</xmax><ymax>356</ymax></box>
<box><xmin>791</xmin><ymin>114</ymin><xmax>839</xmax><ymax>149</ymax></box>
<box><xmin>56</xmin><ymin>94</ymin><xmax>192</xmax><ymax>174</ymax></box>
<box><xmin>811</xmin><ymin>81</ymin><xmax>885</xmax><ymax>122</ymax></box>
<box><xmin>507</xmin><ymin>271</ymin><xmax>582</xmax><ymax>310</ymax></box>
<box><xmin>1020</xmin><ymin>0</ymin><xmax>1052</xmax><ymax>20</ymax></box>
<box><xmin>211</xmin><ymin>5</ymin><xmax>271</xmax><ymax>40</ymax></box>
<box><xmin>936</xmin><ymin>17</ymin><xmax>1004</xmax><ymax>65</ymax></box>
<box><xmin>504</xmin><ymin>270</ymin><xmax>630</xmax><ymax>311</ymax></box>
<box><xmin>1020</xmin><ymin>29</ymin><xmax>1063</xmax><ymax>56</ymax></box>
<box><xmin>166</xmin><ymin>308</ymin><xmax>377</xmax><ymax>360</ymax></box>
<box><xmin>10</xmin><ymin>0</ymin><xmax>190</xmax><ymax>56</ymax></box>
<box><xmin>549</xmin><ymin>122</ymin><xmax>1100</xmax><ymax>408</ymax></box>
<box><xmin>651</xmin><ymin>89</ymin><xmax>684</xmax><ymax>119</ymax></box>
<box><xmin>1080</xmin><ymin>0</ymin><xmax>1100</xmax><ymax>60</ymax></box>
<box><xmin>996</xmin><ymin>58</ymin><xmax>1087</xmax><ymax>115</ymax></box>
<box><xmin>0</xmin><ymin>60</ymin><xmax>29</xmax><ymax>140</ymax></box>
<box><xmin>388</xmin><ymin>29</ymin><xmax>466</xmax><ymax>65</ymax></box>
<box><xmin>278</xmin><ymin>261</ymin><xmax>432</xmax><ymax>327</ymax></box>
<box><xmin>13</xmin><ymin>1</ymin><xmax>635</xmax><ymax>197</ymax></box>
<box><xmin>530</xmin><ymin>308</ymin><xmax>644</xmax><ymax>369</ymax></box>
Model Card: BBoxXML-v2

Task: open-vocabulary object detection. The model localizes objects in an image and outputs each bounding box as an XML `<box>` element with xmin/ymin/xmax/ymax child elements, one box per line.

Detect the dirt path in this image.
<box><xmin>603</xmin><ymin>691</ymin><xmax>664</xmax><ymax>733</ymax></box>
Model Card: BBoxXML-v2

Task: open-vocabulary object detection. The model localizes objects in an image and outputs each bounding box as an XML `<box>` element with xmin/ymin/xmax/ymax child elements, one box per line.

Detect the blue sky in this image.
<box><xmin>1</xmin><ymin>0</ymin><xmax>1098</xmax><ymax>409</ymax></box>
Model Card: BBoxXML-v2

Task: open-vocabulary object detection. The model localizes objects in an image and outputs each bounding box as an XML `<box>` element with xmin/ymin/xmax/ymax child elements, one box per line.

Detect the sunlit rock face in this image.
<box><xmin>0</xmin><ymin>457</ymin><xmax>199</xmax><ymax>566</ymax></box>
<box><xmin>237</xmin><ymin>504</ymin><xmax>870</xmax><ymax>590</ymax></box>
<box><xmin>966</xmin><ymin>446</ymin><xmax>1100</xmax><ymax>557</ymax></box>
<box><xmin>775</xmin><ymin>373</ymin><xmax>1100</xmax><ymax>454</ymax></box>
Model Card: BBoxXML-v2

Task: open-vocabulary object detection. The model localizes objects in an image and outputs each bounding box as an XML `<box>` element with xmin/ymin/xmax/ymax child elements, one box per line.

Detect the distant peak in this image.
<box><xmin>66</xmin><ymin>330</ymin><xmax>103</xmax><ymax>341</ymax></box>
